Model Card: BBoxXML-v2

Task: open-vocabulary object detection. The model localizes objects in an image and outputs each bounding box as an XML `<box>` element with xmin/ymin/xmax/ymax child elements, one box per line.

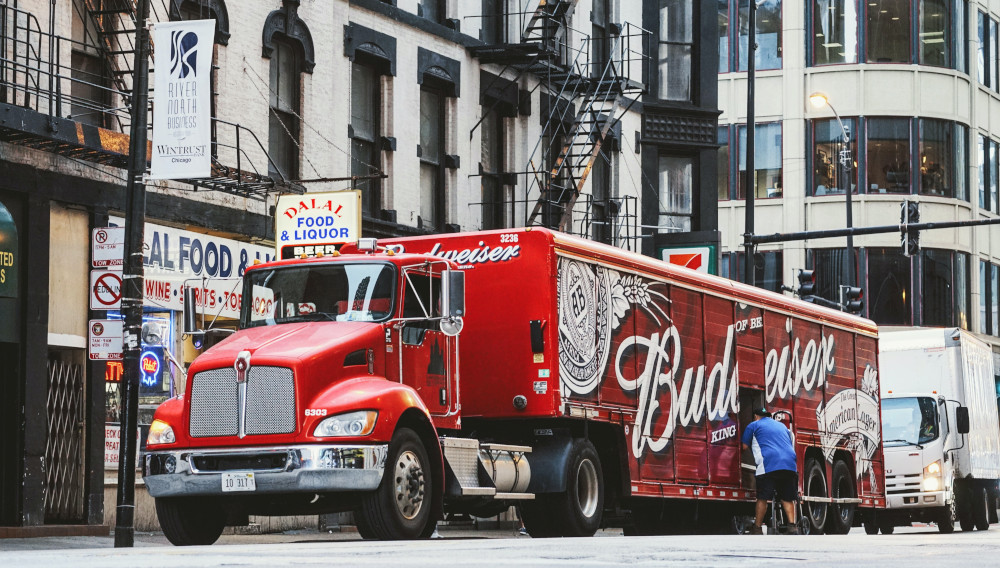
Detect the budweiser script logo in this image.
<box><xmin>387</xmin><ymin>241</ymin><xmax>521</xmax><ymax>266</ymax></box>
<box><xmin>615</xmin><ymin>317</ymin><xmax>836</xmax><ymax>459</ymax></box>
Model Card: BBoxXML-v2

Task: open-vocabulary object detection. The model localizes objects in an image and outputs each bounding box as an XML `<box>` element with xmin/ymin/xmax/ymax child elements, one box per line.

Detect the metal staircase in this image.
<box><xmin>470</xmin><ymin>1</ymin><xmax>648</xmax><ymax>243</ymax></box>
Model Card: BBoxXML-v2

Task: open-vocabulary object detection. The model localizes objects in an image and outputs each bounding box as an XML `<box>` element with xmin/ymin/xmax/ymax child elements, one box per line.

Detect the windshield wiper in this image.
<box><xmin>884</xmin><ymin>438</ymin><xmax>923</xmax><ymax>449</ymax></box>
<box><xmin>285</xmin><ymin>312</ymin><xmax>339</xmax><ymax>323</ymax></box>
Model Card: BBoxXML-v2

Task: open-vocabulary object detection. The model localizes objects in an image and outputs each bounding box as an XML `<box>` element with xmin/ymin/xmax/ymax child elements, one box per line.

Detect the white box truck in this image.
<box><xmin>870</xmin><ymin>328</ymin><xmax>1000</xmax><ymax>534</ymax></box>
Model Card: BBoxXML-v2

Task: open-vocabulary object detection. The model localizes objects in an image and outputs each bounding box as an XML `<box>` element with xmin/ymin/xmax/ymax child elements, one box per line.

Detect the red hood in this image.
<box><xmin>192</xmin><ymin>321</ymin><xmax>384</xmax><ymax>373</ymax></box>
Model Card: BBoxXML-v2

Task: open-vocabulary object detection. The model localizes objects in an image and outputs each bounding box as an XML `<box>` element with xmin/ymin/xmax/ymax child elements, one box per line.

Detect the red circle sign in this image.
<box><xmin>95</xmin><ymin>229</ymin><xmax>108</xmax><ymax>244</ymax></box>
<box><xmin>93</xmin><ymin>272</ymin><xmax>122</xmax><ymax>306</ymax></box>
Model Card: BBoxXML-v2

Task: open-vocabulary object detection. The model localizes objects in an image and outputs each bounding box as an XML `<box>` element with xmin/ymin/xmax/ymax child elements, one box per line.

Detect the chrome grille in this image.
<box><xmin>246</xmin><ymin>366</ymin><xmax>296</xmax><ymax>435</ymax></box>
<box><xmin>189</xmin><ymin>366</ymin><xmax>296</xmax><ymax>437</ymax></box>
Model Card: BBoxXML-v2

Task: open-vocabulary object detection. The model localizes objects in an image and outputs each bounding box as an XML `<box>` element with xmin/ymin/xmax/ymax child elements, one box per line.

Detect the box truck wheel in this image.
<box><xmin>957</xmin><ymin>484</ymin><xmax>975</xmax><ymax>531</ymax></box>
<box><xmin>826</xmin><ymin>460</ymin><xmax>856</xmax><ymax>534</ymax></box>
<box><xmin>972</xmin><ymin>485</ymin><xmax>990</xmax><ymax>531</ymax></box>
<box><xmin>803</xmin><ymin>458</ymin><xmax>828</xmax><ymax>534</ymax></box>
<box><xmin>155</xmin><ymin>497</ymin><xmax>226</xmax><ymax>546</ymax></box>
<box><xmin>355</xmin><ymin>427</ymin><xmax>434</xmax><ymax>540</ymax></box>
<box><xmin>937</xmin><ymin>501</ymin><xmax>956</xmax><ymax>534</ymax></box>
<box><xmin>524</xmin><ymin>438</ymin><xmax>604</xmax><ymax>537</ymax></box>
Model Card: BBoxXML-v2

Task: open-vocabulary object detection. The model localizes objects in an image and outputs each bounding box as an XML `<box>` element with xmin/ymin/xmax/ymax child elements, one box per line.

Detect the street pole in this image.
<box><xmin>114</xmin><ymin>0</ymin><xmax>151</xmax><ymax>548</ymax></box>
<box><xmin>809</xmin><ymin>94</ymin><xmax>853</xmax><ymax>288</ymax></box>
<box><xmin>742</xmin><ymin>0</ymin><xmax>757</xmax><ymax>286</ymax></box>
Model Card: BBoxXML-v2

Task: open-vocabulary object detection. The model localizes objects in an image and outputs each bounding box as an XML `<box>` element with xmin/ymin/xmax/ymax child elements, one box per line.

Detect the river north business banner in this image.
<box><xmin>150</xmin><ymin>19</ymin><xmax>214</xmax><ymax>180</ymax></box>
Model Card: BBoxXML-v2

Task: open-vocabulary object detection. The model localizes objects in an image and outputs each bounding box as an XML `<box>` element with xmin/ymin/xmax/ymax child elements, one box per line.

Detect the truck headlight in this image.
<box><xmin>313</xmin><ymin>411</ymin><xmax>377</xmax><ymax>437</ymax></box>
<box><xmin>922</xmin><ymin>476</ymin><xmax>941</xmax><ymax>491</ymax></box>
<box><xmin>924</xmin><ymin>460</ymin><xmax>942</xmax><ymax>476</ymax></box>
<box><xmin>147</xmin><ymin>419</ymin><xmax>176</xmax><ymax>446</ymax></box>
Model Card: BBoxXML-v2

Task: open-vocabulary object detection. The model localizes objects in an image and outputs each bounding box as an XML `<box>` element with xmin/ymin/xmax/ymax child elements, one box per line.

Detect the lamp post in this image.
<box><xmin>809</xmin><ymin>92</ymin><xmax>854</xmax><ymax>288</ymax></box>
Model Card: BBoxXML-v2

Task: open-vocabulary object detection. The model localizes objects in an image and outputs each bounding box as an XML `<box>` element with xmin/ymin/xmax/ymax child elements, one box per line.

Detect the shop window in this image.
<box><xmin>659</xmin><ymin>0</ymin><xmax>693</xmax><ymax>101</ymax></box>
<box><xmin>811</xmin><ymin>118</ymin><xmax>857</xmax><ymax>196</ymax></box>
<box><xmin>737</xmin><ymin>122</ymin><xmax>782</xmax><ymax>199</ymax></box>
<box><xmin>480</xmin><ymin>108</ymin><xmax>506</xmax><ymax>230</ymax></box>
<box><xmin>811</xmin><ymin>0</ymin><xmax>858</xmax><ymax>65</ymax></box>
<box><xmin>868</xmin><ymin>248</ymin><xmax>911</xmax><ymax>325</ymax></box>
<box><xmin>866</xmin><ymin>118</ymin><xmax>911</xmax><ymax>194</ymax></box>
<box><xmin>738</xmin><ymin>0</ymin><xmax>782</xmax><ymax>71</ymax></box>
<box><xmin>419</xmin><ymin>87</ymin><xmax>446</xmax><ymax>231</ymax></box>
<box><xmin>718</xmin><ymin>126</ymin><xmax>730</xmax><ymax>200</ymax></box>
<box><xmin>866</xmin><ymin>0</ymin><xmax>910</xmax><ymax>63</ymax></box>
<box><xmin>658</xmin><ymin>155</ymin><xmax>693</xmax><ymax>232</ymax></box>
<box><xmin>351</xmin><ymin>61</ymin><xmax>383</xmax><ymax>217</ymax></box>
<box><xmin>268</xmin><ymin>38</ymin><xmax>302</xmax><ymax>180</ymax></box>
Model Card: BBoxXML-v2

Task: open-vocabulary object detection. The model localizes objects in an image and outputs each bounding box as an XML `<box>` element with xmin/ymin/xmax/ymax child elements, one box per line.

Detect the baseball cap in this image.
<box><xmin>752</xmin><ymin>407</ymin><xmax>772</xmax><ymax>418</ymax></box>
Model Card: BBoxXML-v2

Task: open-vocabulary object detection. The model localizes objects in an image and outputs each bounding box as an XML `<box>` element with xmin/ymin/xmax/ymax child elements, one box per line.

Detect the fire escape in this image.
<box><xmin>471</xmin><ymin>0</ymin><xmax>648</xmax><ymax>246</ymax></box>
<box><xmin>0</xmin><ymin>0</ymin><xmax>301</xmax><ymax>199</ymax></box>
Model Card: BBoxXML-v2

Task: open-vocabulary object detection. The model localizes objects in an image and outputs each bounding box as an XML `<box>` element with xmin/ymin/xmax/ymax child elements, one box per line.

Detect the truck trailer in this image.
<box><xmin>873</xmin><ymin>327</ymin><xmax>1000</xmax><ymax>534</ymax></box>
<box><xmin>142</xmin><ymin>228</ymin><xmax>885</xmax><ymax>544</ymax></box>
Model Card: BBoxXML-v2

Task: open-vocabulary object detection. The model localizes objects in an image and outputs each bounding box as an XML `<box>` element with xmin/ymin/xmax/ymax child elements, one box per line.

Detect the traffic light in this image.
<box><xmin>900</xmin><ymin>201</ymin><xmax>920</xmax><ymax>257</ymax></box>
<box><xmin>843</xmin><ymin>286</ymin><xmax>864</xmax><ymax>315</ymax></box>
<box><xmin>797</xmin><ymin>269</ymin><xmax>816</xmax><ymax>297</ymax></box>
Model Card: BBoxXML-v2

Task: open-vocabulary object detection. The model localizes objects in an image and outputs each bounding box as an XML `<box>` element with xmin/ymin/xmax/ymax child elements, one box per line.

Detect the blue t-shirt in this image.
<box><xmin>741</xmin><ymin>417</ymin><xmax>797</xmax><ymax>475</ymax></box>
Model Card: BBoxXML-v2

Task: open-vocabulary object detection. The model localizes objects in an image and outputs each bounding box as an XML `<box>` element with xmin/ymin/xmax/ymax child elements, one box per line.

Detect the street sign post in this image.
<box><xmin>92</xmin><ymin>227</ymin><xmax>125</xmax><ymax>268</ymax></box>
<box><xmin>90</xmin><ymin>269</ymin><xmax>123</xmax><ymax>310</ymax></box>
<box><xmin>89</xmin><ymin>319</ymin><xmax>124</xmax><ymax>360</ymax></box>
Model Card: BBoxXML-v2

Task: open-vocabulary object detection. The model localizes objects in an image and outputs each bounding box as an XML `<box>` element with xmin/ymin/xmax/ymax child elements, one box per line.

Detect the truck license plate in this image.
<box><xmin>221</xmin><ymin>472</ymin><xmax>256</xmax><ymax>492</ymax></box>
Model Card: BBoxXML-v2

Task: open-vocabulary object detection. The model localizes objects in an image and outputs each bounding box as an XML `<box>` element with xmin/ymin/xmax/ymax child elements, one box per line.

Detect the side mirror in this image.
<box><xmin>956</xmin><ymin>406</ymin><xmax>970</xmax><ymax>435</ymax></box>
<box><xmin>183</xmin><ymin>285</ymin><xmax>198</xmax><ymax>334</ymax></box>
<box><xmin>141</xmin><ymin>322</ymin><xmax>163</xmax><ymax>346</ymax></box>
<box><xmin>441</xmin><ymin>270</ymin><xmax>465</xmax><ymax>318</ymax></box>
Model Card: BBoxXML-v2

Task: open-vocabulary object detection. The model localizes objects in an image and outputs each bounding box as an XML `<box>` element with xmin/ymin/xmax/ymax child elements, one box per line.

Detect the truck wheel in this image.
<box><xmin>877</xmin><ymin>519</ymin><xmax>895</xmax><ymax>534</ymax></box>
<box><xmin>938</xmin><ymin>501</ymin><xmax>956</xmax><ymax>534</ymax></box>
<box><xmin>356</xmin><ymin>428</ymin><xmax>434</xmax><ymax>540</ymax></box>
<box><xmin>803</xmin><ymin>458</ymin><xmax>828</xmax><ymax>534</ymax></box>
<box><xmin>972</xmin><ymin>485</ymin><xmax>990</xmax><ymax>531</ymax></box>
<box><xmin>863</xmin><ymin>518</ymin><xmax>879</xmax><ymax>535</ymax></box>
<box><xmin>534</xmin><ymin>438</ymin><xmax>605</xmax><ymax>537</ymax></box>
<box><xmin>957</xmin><ymin>485</ymin><xmax>975</xmax><ymax>531</ymax></box>
<box><xmin>520</xmin><ymin>497</ymin><xmax>558</xmax><ymax>538</ymax></box>
<box><xmin>825</xmin><ymin>460</ymin><xmax>855</xmax><ymax>534</ymax></box>
<box><xmin>989</xmin><ymin>489</ymin><xmax>999</xmax><ymax>524</ymax></box>
<box><xmin>155</xmin><ymin>497</ymin><xmax>226</xmax><ymax>546</ymax></box>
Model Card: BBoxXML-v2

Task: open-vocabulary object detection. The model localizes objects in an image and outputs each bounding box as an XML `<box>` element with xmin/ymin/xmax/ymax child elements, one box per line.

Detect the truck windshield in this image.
<box><xmin>241</xmin><ymin>263</ymin><xmax>396</xmax><ymax>328</ymax></box>
<box><xmin>881</xmin><ymin>397</ymin><xmax>939</xmax><ymax>447</ymax></box>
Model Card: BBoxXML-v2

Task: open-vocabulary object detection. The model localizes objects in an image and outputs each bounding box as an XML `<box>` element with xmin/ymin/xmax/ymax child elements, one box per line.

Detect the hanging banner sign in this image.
<box><xmin>275</xmin><ymin>191</ymin><xmax>362</xmax><ymax>259</ymax></box>
<box><xmin>0</xmin><ymin>200</ymin><xmax>17</xmax><ymax>298</ymax></box>
<box><xmin>89</xmin><ymin>319</ymin><xmax>124</xmax><ymax>360</ymax></box>
<box><xmin>149</xmin><ymin>19</ymin><xmax>215</xmax><ymax>180</ymax></box>
<box><xmin>92</xmin><ymin>227</ymin><xmax>125</xmax><ymax>267</ymax></box>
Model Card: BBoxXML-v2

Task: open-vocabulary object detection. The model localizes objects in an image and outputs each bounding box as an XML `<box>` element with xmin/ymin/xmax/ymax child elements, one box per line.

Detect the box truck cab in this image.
<box><xmin>874</xmin><ymin>328</ymin><xmax>1000</xmax><ymax>534</ymax></box>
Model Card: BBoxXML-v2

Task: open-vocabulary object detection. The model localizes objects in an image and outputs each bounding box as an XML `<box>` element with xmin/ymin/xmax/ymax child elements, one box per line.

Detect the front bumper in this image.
<box><xmin>143</xmin><ymin>444</ymin><xmax>388</xmax><ymax>498</ymax></box>
<box><xmin>885</xmin><ymin>490</ymin><xmax>947</xmax><ymax>509</ymax></box>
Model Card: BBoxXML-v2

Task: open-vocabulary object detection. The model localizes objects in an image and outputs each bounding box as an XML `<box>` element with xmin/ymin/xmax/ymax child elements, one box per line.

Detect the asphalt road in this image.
<box><xmin>2</xmin><ymin>525</ymin><xmax>997</xmax><ymax>567</ymax></box>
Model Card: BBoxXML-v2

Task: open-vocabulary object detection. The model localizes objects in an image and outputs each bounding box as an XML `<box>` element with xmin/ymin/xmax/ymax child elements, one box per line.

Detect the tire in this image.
<box><xmin>524</xmin><ymin>438</ymin><xmax>604</xmax><ymax>537</ymax></box>
<box><xmin>938</xmin><ymin>501</ymin><xmax>957</xmax><ymax>534</ymax></box>
<box><xmin>826</xmin><ymin>460</ymin><xmax>856</xmax><ymax>534</ymax></box>
<box><xmin>957</xmin><ymin>485</ymin><xmax>975</xmax><ymax>532</ymax></box>
<box><xmin>803</xmin><ymin>458</ymin><xmax>828</xmax><ymax>535</ymax></box>
<box><xmin>863</xmin><ymin>519</ymin><xmax>879</xmax><ymax>535</ymax></box>
<box><xmin>989</xmin><ymin>490</ymin><xmax>999</xmax><ymax>525</ymax></box>
<box><xmin>155</xmin><ymin>497</ymin><xmax>226</xmax><ymax>546</ymax></box>
<box><xmin>355</xmin><ymin>428</ymin><xmax>434</xmax><ymax>540</ymax></box>
<box><xmin>972</xmin><ymin>485</ymin><xmax>990</xmax><ymax>531</ymax></box>
<box><xmin>878</xmin><ymin>519</ymin><xmax>895</xmax><ymax>534</ymax></box>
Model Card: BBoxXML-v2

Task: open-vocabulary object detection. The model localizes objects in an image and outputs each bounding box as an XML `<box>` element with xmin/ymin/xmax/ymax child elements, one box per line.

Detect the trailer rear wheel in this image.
<box><xmin>155</xmin><ymin>497</ymin><xmax>226</xmax><ymax>546</ymax></box>
<box><xmin>355</xmin><ymin>428</ymin><xmax>434</xmax><ymax>540</ymax></box>
<box><xmin>803</xmin><ymin>458</ymin><xmax>828</xmax><ymax>534</ymax></box>
<box><xmin>526</xmin><ymin>439</ymin><xmax>604</xmax><ymax>537</ymax></box>
<box><xmin>826</xmin><ymin>460</ymin><xmax>855</xmax><ymax>534</ymax></box>
<box><xmin>972</xmin><ymin>485</ymin><xmax>990</xmax><ymax>531</ymax></box>
<box><xmin>937</xmin><ymin>501</ymin><xmax>956</xmax><ymax>534</ymax></box>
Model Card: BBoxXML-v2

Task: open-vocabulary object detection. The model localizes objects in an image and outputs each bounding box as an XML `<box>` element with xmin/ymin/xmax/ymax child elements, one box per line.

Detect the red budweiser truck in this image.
<box><xmin>142</xmin><ymin>228</ymin><xmax>885</xmax><ymax>544</ymax></box>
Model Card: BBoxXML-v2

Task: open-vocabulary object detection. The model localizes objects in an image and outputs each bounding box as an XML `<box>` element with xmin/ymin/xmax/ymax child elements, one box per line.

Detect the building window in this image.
<box><xmin>718</xmin><ymin>126</ymin><xmax>730</xmax><ymax>200</ymax></box>
<box><xmin>979</xmin><ymin>135</ymin><xmax>987</xmax><ymax>210</ymax></box>
<box><xmin>659</xmin><ymin>0</ymin><xmax>693</xmax><ymax>101</ymax></box>
<box><xmin>719</xmin><ymin>0</ymin><xmax>730</xmax><ymax>72</ymax></box>
<box><xmin>991</xmin><ymin>139</ymin><xmax>998</xmax><ymax>212</ymax></box>
<box><xmin>812</xmin><ymin>117</ymin><xmax>857</xmax><ymax>196</ymax></box>
<box><xmin>811</xmin><ymin>0</ymin><xmax>858</xmax><ymax>66</ymax></box>
<box><xmin>726</xmin><ymin>251</ymin><xmax>783</xmax><ymax>292</ymax></box>
<box><xmin>923</xmin><ymin>249</ymin><xmax>970</xmax><ymax>328</ymax></box>
<box><xmin>980</xmin><ymin>261</ymin><xmax>998</xmax><ymax>335</ymax></box>
<box><xmin>351</xmin><ymin>62</ymin><xmax>382</xmax><ymax>217</ymax></box>
<box><xmin>868</xmin><ymin>247</ymin><xmax>911</xmax><ymax>325</ymax></box>
<box><xmin>268</xmin><ymin>38</ymin><xmax>302</xmax><ymax>180</ymax></box>
<box><xmin>481</xmin><ymin>0</ymin><xmax>504</xmax><ymax>44</ymax></box>
<box><xmin>955</xmin><ymin>1</ymin><xmax>968</xmax><ymax>74</ymax></box>
<box><xmin>420</xmin><ymin>87</ymin><xmax>446</xmax><ymax>232</ymax></box>
<box><xmin>810</xmin><ymin>248</ymin><xmax>856</xmax><ymax>303</ymax></box>
<box><xmin>658</xmin><ymin>156</ymin><xmax>693</xmax><ymax>232</ymax></box>
<box><xmin>918</xmin><ymin>119</ymin><xmax>953</xmax><ymax>197</ymax></box>
<box><xmin>866</xmin><ymin>118</ymin><xmax>911</xmax><ymax>194</ymax></box>
<box><xmin>70</xmin><ymin>0</ymin><xmax>110</xmax><ymax>128</ymax></box>
<box><xmin>978</xmin><ymin>12</ymin><xmax>989</xmax><ymax>87</ymax></box>
<box><xmin>420</xmin><ymin>0</ymin><xmax>445</xmax><ymax>23</ymax></box>
<box><xmin>867</xmin><ymin>0</ymin><xmax>910</xmax><ymax>63</ymax></box>
<box><xmin>992</xmin><ymin>18</ymin><xmax>999</xmax><ymax>92</ymax></box>
<box><xmin>738</xmin><ymin>0</ymin><xmax>782</xmax><ymax>71</ymax></box>
<box><xmin>592</xmin><ymin>0</ymin><xmax>611</xmax><ymax>78</ymax></box>
<box><xmin>919</xmin><ymin>0</ymin><xmax>950</xmax><ymax>67</ymax></box>
<box><xmin>980</xmin><ymin>260</ymin><xmax>988</xmax><ymax>334</ymax></box>
<box><xmin>591</xmin><ymin>145</ymin><xmax>614</xmax><ymax>244</ymax></box>
<box><xmin>737</xmin><ymin>122</ymin><xmax>782</xmax><ymax>199</ymax></box>
<box><xmin>480</xmin><ymin>107</ymin><xmax>506</xmax><ymax>230</ymax></box>
<box><xmin>993</xmin><ymin>264</ymin><xmax>998</xmax><ymax>335</ymax></box>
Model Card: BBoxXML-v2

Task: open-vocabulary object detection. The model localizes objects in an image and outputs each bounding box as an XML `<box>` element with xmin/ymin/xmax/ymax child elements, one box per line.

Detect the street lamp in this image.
<box><xmin>809</xmin><ymin>92</ymin><xmax>855</xmax><ymax>289</ymax></box>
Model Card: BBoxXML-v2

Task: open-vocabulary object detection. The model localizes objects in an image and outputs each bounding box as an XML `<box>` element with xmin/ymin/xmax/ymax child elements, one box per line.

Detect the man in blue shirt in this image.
<box><xmin>741</xmin><ymin>408</ymin><xmax>798</xmax><ymax>534</ymax></box>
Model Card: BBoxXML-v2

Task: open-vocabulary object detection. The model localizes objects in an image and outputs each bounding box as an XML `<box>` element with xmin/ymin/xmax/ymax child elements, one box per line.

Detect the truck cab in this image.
<box><xmin>881</xmin><ymin>395</ymin><xmax>952</xmax><ymax>520</ymax></box>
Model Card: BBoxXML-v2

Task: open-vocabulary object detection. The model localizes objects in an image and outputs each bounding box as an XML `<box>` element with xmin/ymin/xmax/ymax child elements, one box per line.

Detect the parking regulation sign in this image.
<box><xmin>89</xmin><ymin>319</ymin><xmax>123</xmax><ymax>360</ymax></box>
<box><xmin>90</xmin><ymin>269</ymin><xmax>123</xmax><ymax>310</ymax></box>
<box><xmin>92</xmin><ymin>227</ymin><xmax>125</xmax><ymax>268</ymax></box>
